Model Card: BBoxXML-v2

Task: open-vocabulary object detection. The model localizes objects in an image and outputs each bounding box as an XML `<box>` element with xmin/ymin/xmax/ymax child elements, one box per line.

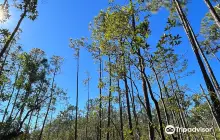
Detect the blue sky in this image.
<box><xmin>1</xmin><ymin>0</ymin><xmax>219</xmax><ymax>109</ymax></box>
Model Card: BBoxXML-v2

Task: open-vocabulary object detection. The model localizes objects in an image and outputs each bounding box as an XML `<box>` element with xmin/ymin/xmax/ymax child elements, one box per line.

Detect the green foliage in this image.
<box><xmin>200</xmin><ymin>5</ymin><xmax>220</xmax><ymax>55</ymax></box>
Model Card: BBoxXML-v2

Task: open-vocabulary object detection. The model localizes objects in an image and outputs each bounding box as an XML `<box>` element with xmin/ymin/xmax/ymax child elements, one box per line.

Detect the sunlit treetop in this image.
<box><xmin>0</xmin><ymin>3</ymin><xmax>10</xmax><ymax>23</ymax></box>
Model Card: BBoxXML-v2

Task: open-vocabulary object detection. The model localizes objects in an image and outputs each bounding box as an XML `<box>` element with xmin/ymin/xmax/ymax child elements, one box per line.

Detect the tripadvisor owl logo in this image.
<box><xmin>165</xmin><ymin>125</ymin><xmax>213</xmax><ymax>134</ymax></box>
<box><xmin>165</xmin><ymin>125</ymin><xmax>175</xmax><ymax>134</ymax></box>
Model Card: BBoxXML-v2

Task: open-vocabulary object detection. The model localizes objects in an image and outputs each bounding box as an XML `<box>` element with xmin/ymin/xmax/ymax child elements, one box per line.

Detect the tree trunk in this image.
<box><xmin>164</xmin><ymin>59</ymin><xmax>190</xmax><ymax>140</ymax></box>
<box><xmin>152</xmin><ymin>67</ymin><xmax>178</xmax><ymax>140</ymax></box>
<box><xmin>143</xmin><ymin>71</ymin><xmax>165</xmax><ymax>140</ymax></box>
<box><xmin>0</xmin><ymin>47</ymin><xmax>10</xmax><ymax>76</ymax></box>
<box><xmin>25</xmin><ymin>110</ymin><xmax>33</xmax><ymax>140</ymax></box>
<box><xmin>107</xmin><ymin>56</ymin><xmax>112</xmax><ymax>140</ymax></box>
<box><xmin>74</xmin><ymin>50</ymin><xmax>80</xmax><ymax>140</ymax></box>
<box><xmin>0</xmin><ymin>83</ymin><xmax>6</xmax><ymax>96</ymax></box>
<box><xmin>203</xmin><ymin>0</ymin><xmax>220</xmax><ymax>28</ymax></box>
<box><xmin>129</xmin><ymin>0</ymin><xmax>154</xmax><ymax>138</ymax></box>
<box><xmin>173</xmin><ymin>0</ymin><xmax>220</xmax><ymax>126</ymax></box>
<box><xmin>47</xmin><ymin>112</ymin><xmax>53</xmax><ymax>140</ymax></box>
<box><xmin>86</xmin><ymin>74</ymin><xmax>90</xmax><ymax>140</ymax></box>
<box><xmin>99</xmin><ymin>50</ymin><xmax>102</xmax><ymax>140</ymax></box>
<box><xmin>117</xmin><ymin>79</ymin><xmax>124</xmax><ymax>140</ymax></box>
<box><xmin>1</xmin><ymin>108</ymin><xmax>34</xmax><ymax>140</ymax></box>
<box><xmin>122</xmin><ymin>52</ymin><xmax>134</xmax><ymax>138</ymax></box>
<box><xmin>9</xmin><ymin>87</ymin><xmax>21</xmax><ymax>119</ymax></box>
<box><xmin>2</xmin><ymin>64</ymin><xmax>20</xmax><ymax>122</ymax></box>
<box><xmin>34</xmin><ymin>109</ymin><xmax>40</xmax><ymax>130</ymax></box>
<box><xmin>18</xmin><ymin>81</ymin><xmax>33</xmax><ymax>123</ymax></box>
<box><xmin>196</xmin><ymin>41</ymin><xmax>220</xmax><ymax>96</ymax></box>
<box><xmin>152</xmin><ymin>68</ymin><xmax>169</xmax><ymax>124</ymax></box>
<box><xmin>39</xmin><ymin>69</ymin><xmax>57</xmax><ymax>140</ymax></box>
<box><xmin>0</xmin><ymin>1</ymin><xmax>30</xmax><ymax>59</ymax></box>
<box><xmin>162</xmin><ymin>81</ymin><xmax>181</xmax><ymax>140</ymax></box>
<box><xmin>129</xmin><ymin>62</ymin><xmax>141</xmax><ymax>139</ymax></box>
<box><xmin>200</xmin><ymin>85</ymin><xmax>220</xmax><ymax>130</ymax></box>
<box><xmin>170</xmin><ymin>66</ymin><xmax>189</xmax><ymax>127</ymax></box>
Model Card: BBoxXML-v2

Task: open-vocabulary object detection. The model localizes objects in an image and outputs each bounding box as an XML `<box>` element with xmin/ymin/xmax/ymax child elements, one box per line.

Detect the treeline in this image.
<box><xmin>0</xmin><ymin>0</ymin><xmax>220</xmax><ymax>140</ymax></box>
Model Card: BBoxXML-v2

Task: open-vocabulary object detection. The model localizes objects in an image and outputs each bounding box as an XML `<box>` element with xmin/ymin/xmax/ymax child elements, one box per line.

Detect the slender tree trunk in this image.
<box><xmin>107</xmin><ymin>56</ymin><xmax>112</xmax><ymax>140</ymax></box>
<box><xmin>0</xmin><ymin>47</ymin><xmax>10</xmax><ymax>76</ymax></box>
<box><xmin>0</xmin><ymin>109</ymin><xmax>33</xmax><ymax>139</ymax></box>
<box><xmin>39</xmin><ymin>69</ymin><xmax>57</xmax><ymax>140</ymax></box>
<box><xmin>25</xmin><ymin>110</ymin><xmax>33</xmax><ymax>140</ymax></box>
<box><xmin>136</xmin><ymin>52</ymin><xmax>155</xmax><ymax>140</ymax></box>
<box><xmin>74</xmin><ymin>50</ymin><xmax>80</xmax><ymax>140</ymax></box>
<box><xmin>129</xmin><ymin>62</ymin><xmax>141</xmax><ymax>139</ymax></box>
<box><xmin>2</xmin><ymin>64</ymin><xmax>20</xmax><ymax>122</ymax></box>
<box><xmin>200</xmin><ymin>85</ymin><xmax>220</xmax><ymax>130</ymax></box>
<box><xmin>143</xmin><ymin>72</ymin><xmax>165</xmax><ymax>140</ymax></box>
<box><xmin>113</xmin><ymin>128</ymin><xmax>115</xmax><ymax>140</ymax></box>
<box><xmin>131</xmin><ymin>75</ymin><xmax>163</xmax><ymax>137</ymax></box>
<box><xmin>9</xmin><ymin>87</ymin><xmax>21</xmax><ymax>119</ymax></box>
<box><xmin>152</xmin><ymin>67</ymin><xmax>178</xmax><ymax>140</ymax></box>
<box><xmin>124</xmin><ymin>77</ymin><xmax>133</xmax><ymax>137</ymax></box>
<box><xmin>164</xmin><ymin>59</ymin><xmax>190</xmax><ymax>140</ymax></box>
<box><xmin>0</xmin><ymin>83</ymin><xmax>6</xmax><ymax>96</ymax></box>
<box><xmin>197</xmin><ymin>44</ymin><xmax>220</xmax><ymax>95</ymax></box>
<box><xmin>122</xmin><ymin>52</ymin><xmax>134</xmax><ymax>138</ymax></box>
<box><xmin>170</xmin><ymin>67</ymin><xmax>190</xmax><ymax>139</ymax></box>
<box><xmin>211</xmin><ymin>120</ymin><xmax>218</xmax><ymax>140</ymax></box>
<box><xmin>129</xmin><ymin>0</ymin><xmax>154</xmax><ymax>138</ymax></box>
<box><xmin>47</xmin><ymin>112</ymin><xmax>53</xmax><ymax>140</ymax></box>
<box><xmin>0</xmin><ymin>1</ymin><xmax>30</xmax><ymax>59</ymax></box>
<box><xmin>86</xmin><ymin>74</ymin><xmax>90</xmax><ymax>140</ymax></box>
<box><xmin>99</xmin><ymin>50</ymin><xmax>102</xmax><ymax>140</ymax></box>
<box><xmin>96</xmin><ymin>125</ymin><xmax>99</xmax><ymax>140</ymax></box>
<box><xmin>28</xmin><ymin>82</ymin><xmax>44</xmax><ymax>131</ymax></box>
<box><xmin>152</xmin><ymin>68</ymin><xmax>169</xmax><ymax>124</ymax></box>
<box><xmin>170</xmin><ymin>66</ymin><xmax>189</xmax><ymax>127</ymax></box>
<box><xmin>16</xmin><ymin>77</ymin><xmax>33</xmax><ymax>125</ymax></box>
<box><xmin>18</xmin><ymin>80</ymin><xmax>33</xmax><ymax>124</ymax></box>
<box><xmin>203</xmin><ymin>0</ymin><xmax>220</xmax><ymax>28</ymax></box>
<box><xmin>34</xmin><ymin>109</ymin><xmax>40</xmax><ymax>130</ymax></box>
<box><xmin>173</xmin><ymin>0</ymin><xmax>220</xmax><ymax>126</ymax></box>
<box><xmin>207</xmin><ymin>45</ymin><xmax>220</xmax><ymax>63</ymax></box>
<box><xmin>117</xmin><ymin>79</ymin><xmax>124</xmax><ymax>140</ymax></box>
<box><xmin>162</xmin><ymin>81</ymin><xmax>181</xmax><ymax>140</ymax></box>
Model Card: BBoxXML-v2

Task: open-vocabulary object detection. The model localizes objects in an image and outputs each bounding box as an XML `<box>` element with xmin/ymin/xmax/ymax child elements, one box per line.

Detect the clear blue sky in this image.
<box><xmin>1</xmin><ymin>0</ymin><xmax>219</xmax><ymax>109</ymax></box>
